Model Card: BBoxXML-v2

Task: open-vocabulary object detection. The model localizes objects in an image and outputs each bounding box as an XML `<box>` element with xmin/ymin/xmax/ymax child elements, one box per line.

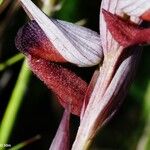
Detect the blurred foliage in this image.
<box><xmin>0</xmin><ymin>0</ymin><xmax>150</xmax><ymax>150</ymax></box>
<box><xmin>0</xmin><ymin>0</ymin><xmax>3</xmax><ymax>5</ymax></box>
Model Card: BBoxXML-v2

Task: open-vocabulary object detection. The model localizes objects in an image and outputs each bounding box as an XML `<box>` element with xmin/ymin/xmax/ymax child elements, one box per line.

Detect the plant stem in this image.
<box><xmin>0</xmin><ymin>54</ymin><xmax>24</xmax><ymax>71</ymax></box>
<box><xmin>0</xmin><ymin>60</ymin><xmax>31</xmax><ymax>149</ymax></box>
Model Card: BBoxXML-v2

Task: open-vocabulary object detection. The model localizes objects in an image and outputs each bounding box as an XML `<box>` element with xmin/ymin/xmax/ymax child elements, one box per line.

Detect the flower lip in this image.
<box><xmin>28</xmin><ymin>56</ymin><xmax>88</xmax><ymax>116</ymax></box>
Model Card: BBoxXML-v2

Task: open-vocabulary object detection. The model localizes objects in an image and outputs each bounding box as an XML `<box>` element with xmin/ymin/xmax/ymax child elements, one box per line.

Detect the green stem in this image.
<box><xmin>0</xmin><ymin>60</ymin><xmax>31</xmax><ymax>148</ymax></box>
<box><xmin>0</xmin><ymin>54</ymin><xmax>24</xmax><ymax>71</ymax></box>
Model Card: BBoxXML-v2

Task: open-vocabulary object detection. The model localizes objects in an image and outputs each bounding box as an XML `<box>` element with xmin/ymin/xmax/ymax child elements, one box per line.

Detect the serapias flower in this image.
<box><xmin>16</xmin><ymin>0</ymin><xmax>103</xmax><ymax>116</ymax></box>
<box><xmin>16</xmin><ymin>20</ymin><xmax>89</xmax><ymax>116</ymax></box>
<box><xmin>15</xmin><ymin>0</ymin><xmax>150</xmax><ymax>149</ymax></box>
<box><xmin>18</xmin><ymin>0</ymin><xmax>103</xmax><ymax>67</ymax></box>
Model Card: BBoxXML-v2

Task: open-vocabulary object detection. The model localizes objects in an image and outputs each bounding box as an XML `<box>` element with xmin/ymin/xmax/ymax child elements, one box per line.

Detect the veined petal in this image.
<box><xmin>52</xmin><ymin>19</ymin><xmax>103</xmax><ymax>64</ymax></box>
<box><xmin>28</xmin><ymin>56</ymin><xmax>88</xmax><ymax>116</ymax></box>
<box><xmin>19</xmin><ymin>0</ymin><xmax>103</xmax><ymax>67</ymax></box>
<box><xmin>89</xmin><ymin>48</ymin><xmax>142</xmax><ymax>130</ymax></box>
<box><xmin>118</xmin><ymin>0</ymin><xmax>150</xmax><ymax>18</ymax></box>
<box><xmin>100</xmin><ymin>0</ymin><xmax>123</xmax><ymax>53</ymax></box>
<box><xmin>49</xmin><ymin>108</ymin><xmax>70</xmax><ymax>150</ymax></box>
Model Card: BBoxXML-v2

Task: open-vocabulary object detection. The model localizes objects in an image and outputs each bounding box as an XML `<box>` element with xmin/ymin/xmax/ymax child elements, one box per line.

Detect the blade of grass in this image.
<box><xmin>0</xmin><ymin>60</ymin><xmax>31</xmax><ymax>149</ymax></box>
<box><xmin>8</xmin><ymin>134</ymin><xmax>41</xmax><ymax>150</ymax></box>
<box><xmin>0</xmin><ymin>53</ymin><xmax>24</xmax><ymax>71</ymax></box>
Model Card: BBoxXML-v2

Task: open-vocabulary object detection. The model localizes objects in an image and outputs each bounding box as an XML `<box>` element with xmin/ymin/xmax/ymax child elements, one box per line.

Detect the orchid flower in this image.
<box><xmin>15</xmin><ymin>0</ymin><xmax>150</xmax><ymax>149</ymax></box>
<box><xmin>16</xmin><ymin>0</ymin><xmax>103</xmax><ymax>116</ymax></box>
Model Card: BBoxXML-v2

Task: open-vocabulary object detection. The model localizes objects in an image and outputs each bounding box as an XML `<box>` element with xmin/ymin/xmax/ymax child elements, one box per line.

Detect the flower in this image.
<box><xmin>72</xmin><ymin>0</ymin><xmax>150</xmax><ymax>149</ymax></box>
<box><xmin>15</xmin><ymin>0</ymin><xmax>150</xmax><ymax>149</ymax></box>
